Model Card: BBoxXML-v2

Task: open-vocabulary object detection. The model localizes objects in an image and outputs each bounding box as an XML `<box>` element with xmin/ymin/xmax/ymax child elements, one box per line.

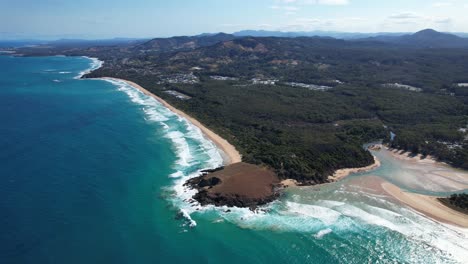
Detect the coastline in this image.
<box><xmin>281</xmin><ymin>149</ymin><xmax>381</xmax><ymax>187</ymax></box>
<box><xmin>328</xmin><ymin>155</ymin><xmax>381</xmax><ymax>182</ymax></box>
<box><xmin>382</xmin><ymin>182</ymin><xmax>468</xmax><ymax>228</ymax></box>
<box><xmin>92</xmin><ymin>76</ymin><xmax>465</xmax><ymax>220</ymax></box>
<box><xmin>99</xmin><ymin>77</ymin><xmax>242</xmax><ymax>166</ymax></box>
<box><xmin>386</xmin><ymin>147</ymin><xmax>439</xmax><ymax>164</ymax></box>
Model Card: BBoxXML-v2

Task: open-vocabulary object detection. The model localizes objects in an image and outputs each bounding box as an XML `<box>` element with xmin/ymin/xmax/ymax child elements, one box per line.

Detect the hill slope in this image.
<box><xmin>360</xmin><ymin>29</ymin><xmax>468</xmax><ymax>48</ymax></box>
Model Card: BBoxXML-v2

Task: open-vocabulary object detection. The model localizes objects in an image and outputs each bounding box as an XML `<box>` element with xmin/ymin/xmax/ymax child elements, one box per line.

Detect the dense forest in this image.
<box><xmin>12</xmin><ymin>30</ymin><xmax>468</xmax><ymax>183</ymax></box>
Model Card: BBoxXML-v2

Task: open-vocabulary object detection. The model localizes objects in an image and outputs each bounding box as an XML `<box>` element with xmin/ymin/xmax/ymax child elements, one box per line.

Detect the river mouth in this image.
<box><xmin>179</xmin><ymin>146</ymin><xmax>468</xmax><ymax>263</ymax></box>
<box><xmin>351</xmin><ymin>147</ymin><xmax>468</xmax><ymax>196</ymax></box>
<box><xmin>92</xmin><ymin>64</ymin><xmax>468</xmax><ymax>262</ymax></box>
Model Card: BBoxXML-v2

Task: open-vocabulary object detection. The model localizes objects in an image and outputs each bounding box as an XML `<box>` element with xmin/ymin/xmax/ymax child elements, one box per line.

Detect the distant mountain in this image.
<box><xmin>135</xmin><ymin>33</ymin><xmax>235</xmax><ymax>52</ymax></box>
<box><xmin>0</xmin><ymin>40</ymin><xmax>46</xmax><ymax>48</ymax></box>
<box><xmin>233</xmin><ymin>30</ymin><xmax>407</xmax><ymax>39</ymax></box>
<box><xmin>48</xmin><ymin>38</ymin><xmax>148</xmax><ymax>48</ymax></box>
<box><xmin>454</xmin><ymin>32</ymin><xmax>468</xmax><ymax>38</ymax></box>
<box><xmin>357</xmin><ymin>29</ymin><xmax>468</xmax><ymax>48</ymax></box>
<box><xmin>0</xmin><ymin>38</ymin><xmax>148</xmax><ymax>49</ymax></box>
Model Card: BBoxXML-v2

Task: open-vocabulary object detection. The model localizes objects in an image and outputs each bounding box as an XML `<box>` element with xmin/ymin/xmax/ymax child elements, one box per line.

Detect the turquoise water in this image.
<box><xmin>350</xmin><ymin>147</ymin><xmax>468</xmax><ymax>196</ymax></box>
<box><xmin>0</xmin><ymin>56</ymin><xmax>466</xmax><ymax>263</ymax></box>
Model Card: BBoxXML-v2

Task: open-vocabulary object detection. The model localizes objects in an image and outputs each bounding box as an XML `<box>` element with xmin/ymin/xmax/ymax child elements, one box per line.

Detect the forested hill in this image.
<box><xmin>9</xmin><ymin>29</ymin><xmax>468</xmax><ymax>183</ymax></box>
<box><xmin>87</xmin><ymin>33</ymin><xmax>468</xmax><ymax>93</ymax></box>
<box><xmin>132</xmin><ymin>33</ymin><xmax>235</xmax><ymax>53</ymax></box>
<box><xmin>357</xmin><ymin>29</ymin><xmax>468</xmax><ymax>48</ymax></box>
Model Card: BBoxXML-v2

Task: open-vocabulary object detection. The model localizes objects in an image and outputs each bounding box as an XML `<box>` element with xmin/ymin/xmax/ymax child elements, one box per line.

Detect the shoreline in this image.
<box><xmin>281</xmin><ymin>148</ymin><xmax>381</xmax><ymax>187</ymax></box>
<box><xmin>328</xmin><ymin>155</ymin><xmax>381</xmax><ymax>182</ymax></box>
<box><xmin>386</xmin><ymin>147</ymin><xmax>440</xmax><ymax>164</ymax></box>
<box><xmin>98</xmin><ymin>77</ymin><xmax>242</xmax><ymax>166</ymax></box>
<box><xmin>382</xmin><ymin>182</ymin><xmax>468</xmax><ymax>228</ymax></box>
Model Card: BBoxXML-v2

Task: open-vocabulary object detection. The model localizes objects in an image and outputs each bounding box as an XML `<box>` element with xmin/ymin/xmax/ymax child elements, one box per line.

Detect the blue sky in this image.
<box><xmin>1</xmin><ymin>0</ymin><xmax>467</xmax><ymax>39</ymax></box>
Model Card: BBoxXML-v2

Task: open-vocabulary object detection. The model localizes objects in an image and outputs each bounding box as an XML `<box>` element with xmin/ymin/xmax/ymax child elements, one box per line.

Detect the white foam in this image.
<box><xmin>319</xmin><ymin>200</ymin><xmax>346</xmax><ymax>207</ymax></box>
<box><xmin>104</xmin><ymin>77</ymin><xmax>225</xmax><ymax>228</ymax></box>
<box><xmin>169</xmin><ymin>171</ymin><xmax>184</xmax><ymax>178</ymax></box>
<box><xmin>74</xmin><ymin>56</ymin><xmax>103</xmax><ymax>79</ymax></box>
<box><xmin>286</xmin><ymin>202</ymin><xmax>342</xmax><ymax>226</ymax></box>
<box><xmin>143</xmin><ymin>108</ymin><xmax>169</xmax><ymax>122</ymax></box>
<box><xmin>104</xmin><ymin>75</ymin><xmax>468</xmax><ymax>263</ymax></box>
<box><xmin>200</xmin><ymin>187</ymin><xmax>468</xmax><ymax>263</ymax></box>
<box><xmin>59</xmin><ymin>71</ymin><xmax>71</xmax><ymax>74</ymax></box>
<box><xmin>180</xmin><ymin>209</ymin><xmax>197</xmax><ymax>228</ymax></box>
<box><xmin>166</xmin><ymin>131</ymin><xmax>192</xmax><ymax>167</ymax></box>
<box><xmin>314</xmin><ymin>228</ymin><xmax>333</xmax><ymax>239</ymax></box>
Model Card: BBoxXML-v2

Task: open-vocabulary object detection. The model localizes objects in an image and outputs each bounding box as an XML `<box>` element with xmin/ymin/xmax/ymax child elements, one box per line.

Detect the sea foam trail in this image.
<box><xmin>75</xmin><ymin>57</ymin><xmax>103</xmax><ymax>79</ymax></box>
<box><xmin>101</xmin><ymin>78</ymin><xmax>224</xmax><ymax>226</ymax></box>
<box><xmin>97</xmin><ymin>74</ymin><xmax>468</xmax><ymax>263</ymax></box>
<box><xmin>314</xmin><ymin>228</ymin><xmax>332</xmax><ymax>239</ymax></box>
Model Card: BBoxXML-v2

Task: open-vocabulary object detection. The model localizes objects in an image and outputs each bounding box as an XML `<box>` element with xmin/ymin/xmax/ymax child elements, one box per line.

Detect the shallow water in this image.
<box><xmin>0</xmin><ymin>55</ymin><xmax>466</xmax><ymax>263</ymax></box>
<box><xmin>349</xmin><ymin>147</ymin><xmax>468</xmax><ymax>196</ymax></box>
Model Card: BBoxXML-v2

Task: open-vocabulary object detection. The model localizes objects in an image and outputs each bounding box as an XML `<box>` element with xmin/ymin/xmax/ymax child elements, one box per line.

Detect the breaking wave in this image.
<box><xmin>75</xmin><ymin>57</ymin><xmax>103</xmax><ymax>79</ymax></box>
<box><xmin>101</xmin><ymin>75</ymin><xmax>467</xmax><ymax>263</ymax></box>
<box><xmin>102</xmin><ymin>78</ymin><xmax>224</xmax><ymax>225</ymax></box>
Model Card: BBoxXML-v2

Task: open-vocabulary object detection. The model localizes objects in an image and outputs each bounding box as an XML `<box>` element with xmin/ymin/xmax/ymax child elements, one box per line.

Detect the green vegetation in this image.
<box><xmin>16</xmin><ymin>33</ymin><xmax>468</xmax><ymax>183</ymax></box>
<box><xmin>439</xmin><ymin>193</ymin><xmax>468</xmax><ymax>214</ymax></box>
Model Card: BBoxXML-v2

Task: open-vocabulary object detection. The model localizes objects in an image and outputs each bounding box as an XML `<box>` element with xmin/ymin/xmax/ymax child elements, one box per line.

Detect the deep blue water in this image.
<box><xmin>0</xmin><ymin>56</ymin><xmax>184</xmax><ymax>263</ymax></box>
<box><xmin>0</xmin><ymin>55</ymin><xmax>466</xmax><ymax>264</ymax></box>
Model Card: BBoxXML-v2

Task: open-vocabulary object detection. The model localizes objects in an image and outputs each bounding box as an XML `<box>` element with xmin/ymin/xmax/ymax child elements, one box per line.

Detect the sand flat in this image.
<box><xmin>382</xmin><ymin>182</ymin><xmax>468</xmax><ymax>228</ymax></box>
<box><xmin>328</xmin><ymin>156</ymin><xmax>381</xmax><ymax>182</ymax></box>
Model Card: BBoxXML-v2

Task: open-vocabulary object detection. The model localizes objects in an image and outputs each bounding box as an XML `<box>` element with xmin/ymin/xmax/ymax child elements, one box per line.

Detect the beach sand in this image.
<box><xmin>101</xmin><ymin>77</ymin><xmax>468</xmax><ymax>222</ymax></box>
<box><xmin>328</xmin><ymin>156</ymin><xmax>381</xmax><ymax>182</ymax></box>
<box><xmin>382</xmin><ymin>182</ymin><xmax>468</xmax><ymax>228</ymax></box>
<box><xmin>345</xmin><ymin>175</ymin><xmax>468</xmax><ymax>228</ymax></box>
<box><xmin>281</xmin><ymin>179</ymin><xmax>299</xmax><ymax>187</ymax></box>
<box><xmin>387</xmin><ymin>148</ymin><xmax>439</xmax><ymax>164</ymax></box>
<box><xmin>100</xmin><ymin>77</ymin><xmax>242</xmax><ymax>165</ymax></box>
<box><xmin>385</xmin><ymin>146</ymin><xmax>468</xmax><ymax>191</ymax></box>
<box><xmin>281</xmin><ymin>147</ymin><xmax>381</xmax><ymax>187</ymax></box>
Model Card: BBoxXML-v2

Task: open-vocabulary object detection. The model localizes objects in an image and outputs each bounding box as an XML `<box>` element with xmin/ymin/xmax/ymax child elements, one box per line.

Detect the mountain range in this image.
<box><xmin>4</xmin><ymin>29</ymin><xmax>468</xmax><ymax>50</ymax></box>
<box><xmin>356</xmin><ymin>29</ymin><xmax>468</xmax><ymax>48</ymax></box>
<box><xmin>152</xmin><ymin>29</ymin><xmax>468</xmax><ymax>51</ymax></box>
<box><xmin>128</xmin><ymin>29</ymin><xmax>468</xmax><ymax>53</ymax></box>
<box><xmin>233</xmin><ymin>29</ymin><xmax>468</xmax><ymax>40</ymax></box>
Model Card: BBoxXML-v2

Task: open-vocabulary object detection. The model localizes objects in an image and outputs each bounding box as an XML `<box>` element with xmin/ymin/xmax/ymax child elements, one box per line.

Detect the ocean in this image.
<box><xmin>0</xmin><ymin>55</ymin><xmax>466</xmax><ymax>263</ymax></box>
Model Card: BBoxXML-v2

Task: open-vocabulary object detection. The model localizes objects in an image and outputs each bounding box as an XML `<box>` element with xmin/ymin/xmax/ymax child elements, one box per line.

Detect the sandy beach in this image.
<box><xmin>100</xmin><ymin>77</ymin><xmax>242</xmax><ymax>165</ymax></box>
<box><xmin>387</xmin><ymin>147</ymin><xmax>439</xmax><ymax>164</ymax></box>
<box><xmin>328</xmin><ymin>156</ymin><xmax>381</xmax><ymax>182</ymax></box>
<box><xmin>382</xmin><ymin>182</ymin><xmax>468</xmax><ymax>228</ymax></box>
<box><xmin>281</xmin><ymin>179</ymin><xmax>299</xmax><ymax>187</ymax></box>
<box><xmin>100</xmin><ymin>77</ymin><xmax>468</xmax><ymax>225</ymax></box>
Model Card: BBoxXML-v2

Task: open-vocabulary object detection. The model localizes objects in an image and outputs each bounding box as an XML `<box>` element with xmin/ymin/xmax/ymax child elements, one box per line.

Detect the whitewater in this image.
<box><xmin>91</xmin><ymin>57</ymin><xmax>468</xmax><ymax>263</ymax></box>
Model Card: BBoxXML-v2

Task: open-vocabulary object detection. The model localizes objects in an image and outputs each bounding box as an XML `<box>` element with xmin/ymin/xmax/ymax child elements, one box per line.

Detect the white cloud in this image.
<box><xmin>431</xmin><ymin>2</ymin><xmax>453</xmax><ymax>8</ymax></box>
<box><xmin>276</xmin><ymin>0</ymin><xmax>349</xmax><ymax>5</ymax></box>
<box><xmin>316</xmin><ymin>0</ymin><xmax>349</xmax><ymax>5</ymax></box>
<box><xmin>388</xmin><ymin>12</ymin><xmax>421</xmax><ymax>20</ymax></box>
<box><xmin>434</xmin><ymin>18</ymin><xmax>452</xmax><ymax>24</ymax></box>
<box><xmin>382</xmin><ymin>12</ymin><xmax>454</xmax><ymax>31</ymax></box>
<box><xmin>270</xmin><ymin>5</ymin><xmax>298</xmax><ymax>10</ymax></box>
<box><xmin>281</xmin><ymin>16</ymin><xmax>366</xmax><ymax>31</ymax></box>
